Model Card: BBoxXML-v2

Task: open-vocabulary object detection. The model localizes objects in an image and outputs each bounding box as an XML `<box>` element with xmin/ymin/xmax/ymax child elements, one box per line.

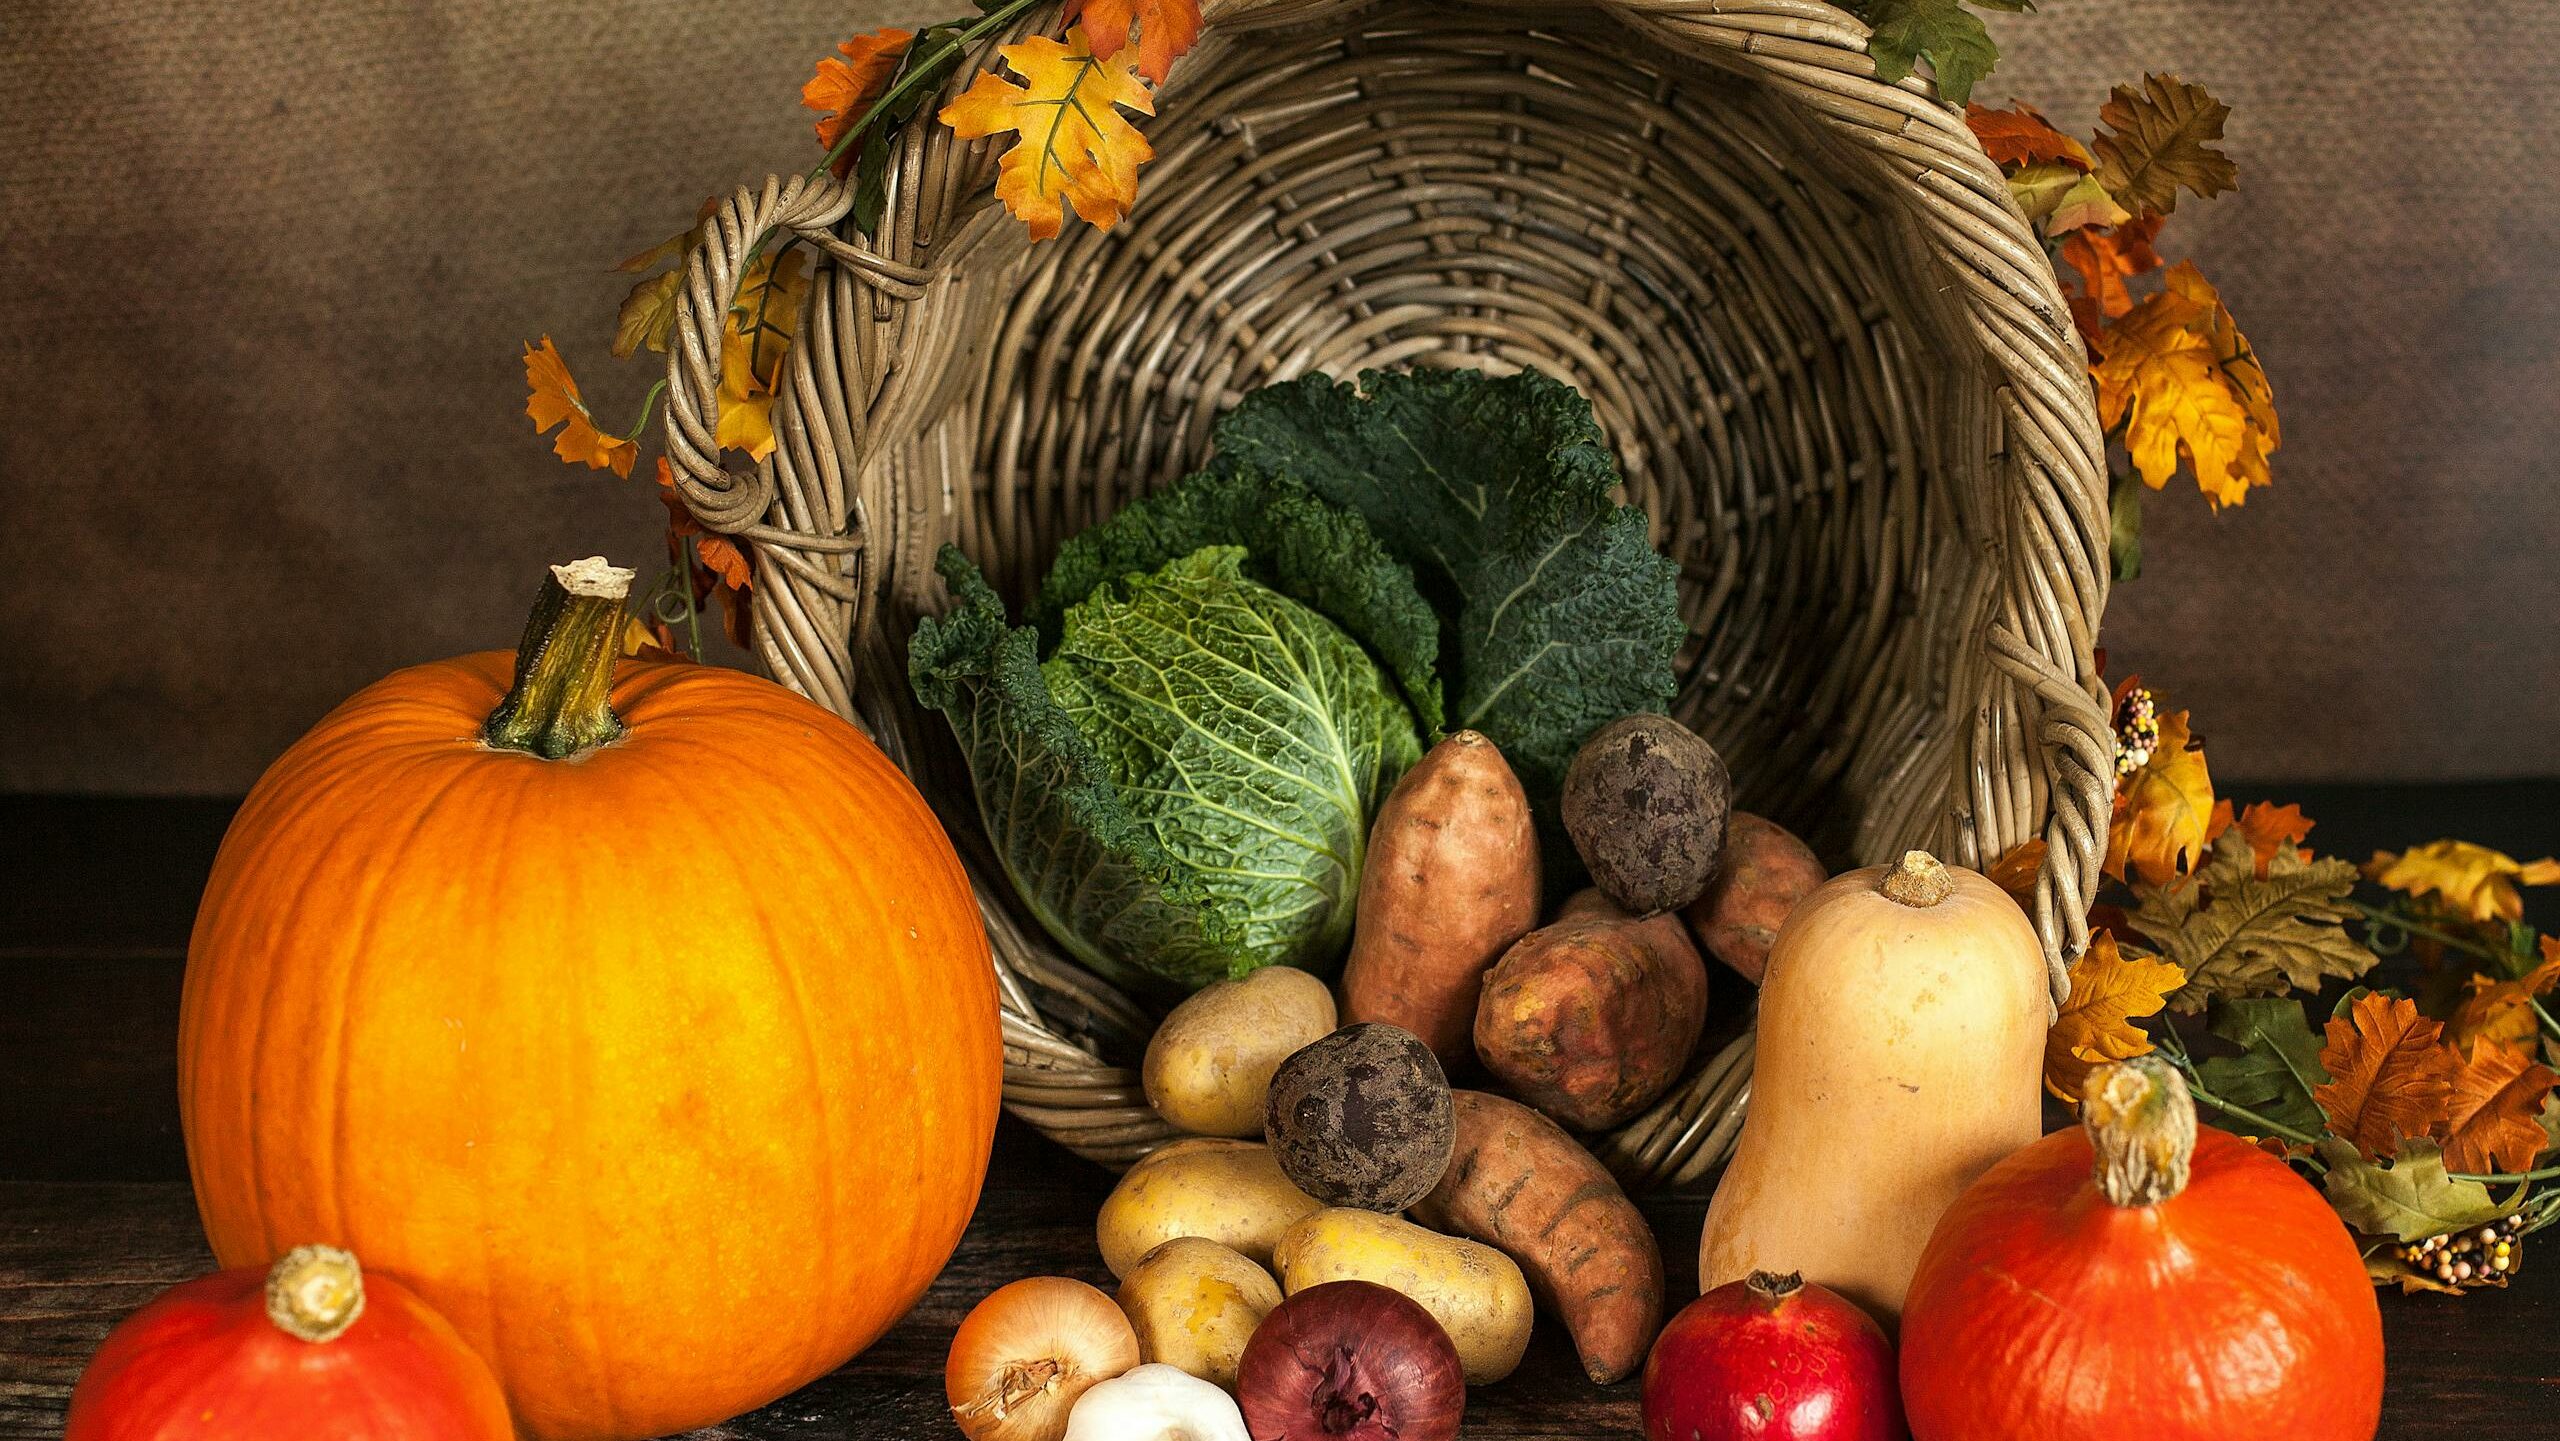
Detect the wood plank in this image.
<box><xmin>3</xmin><ymin>1137</ymin><xmax>2555</xmax><ymax>1440</ymax></box>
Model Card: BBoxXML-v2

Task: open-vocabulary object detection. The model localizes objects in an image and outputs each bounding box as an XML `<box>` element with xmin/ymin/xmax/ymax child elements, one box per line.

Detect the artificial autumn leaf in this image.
<box><xmin>2441</xmin><ymin>1044</ymin><xmax>2558</xmax><ymax>1175</ymax></box>
<box><xmin>2092</xmin><ymin>264</ymin><xmax>2272</xmax><ymax>507</ymax></box>
<box><xmin>940</xmin><ymin>29</ymin><xmax>1156</xmax><ymax>241</ymax></box>
<box><xmin>2044</xmin><ymin>931</ymin><xmax>2185</xmax><ymax>1102</ymax></box>
<box><xmin>713</xmin><ymin>249</ymin><xmax>810</xmax><ymax>460</ymax></box>
<box><xmin>1064</xmin><ymin>0</ymin><xmax>1203</xmax><ymax>86</ymax></box>
<box><xmin>523</xmin><ymin>337</ymin><xmax>637</xmax><ymax>477</ymax></box>
<box><xmin>613</xmin><ymin>268</ymin><xmax>683</xmax><ymax>359</ymax></box>
<box><xmin>619</xmin><ymin>614</ymin><xmax>692</xmax><ymax>664</ymax></box>
<box><xmin>2197</xmin><ymin>996</ymin><xmax>2331</xmax><ymax>1137</ymax></box>
<box><xmin>2314</xmin><ymin>992</ymin><xmax>2460</xmax><ymax>1161</ymax></box>
<box><xmin>2447</xmin><ymin>947</ymin><xmax>2560</xmax><ymax>1063</ymax></box>
<box><xmin>1967</xmin><ymin>101</ymin><xmax>2091</xmax><ymax>170</ymax></box>
<box><xmin>2205</xmin><ymin>798</ymin><xmax>2314</xmax><ymax>878</ymax></box>
<box><xmin>2138</xmin><ymin>830</ymin><xmax>2379</xmax><ymax>1012</ymax></box>
<box><xmin>2106</xmin><ymin>703</ymin><xmax>2213</xmax><ymax>887</ymax></box>
<box><xmin>2320</xmin><ymin>1138</ymin><xmax>2509</xmax><ymax>1243</ymax></box>
<box><xmin>2091</xmin><ymin>73</ymin><xmax>2236</xmax><ymax>216</ymax></box>
<box><xmin>2005</xmin><ymin>162</ymin><xmax>2084</xmax><ymax>230</ymax></box>
<box><xmin>1986</xmin><ymin>838</ymin><xmax>2046</xmax><ymax>910</ymax></box>
<box><xmin>2367</xmin><ymin>840</ymin><xmax>2560</xmax><ymax>925</ymax></box>
<box><xmin>654</xmin><ymin>458</ymin><xmax>753</xmax><ymax>597</ymax></box>
<box><xmin>2061</xmin><ymin>213</ymin><xmax>2164</xmax><ymax>326</ymax></box>
<box><xmin>804</xmin><ymin>28</ymin><xmax>913</xmax><ymax>175</ymax></box>
<box><xmin>2044</xmin><ymin>173</ymin><xmax>2131</xmax><ymax>236</ymax></box>
<box><xmin>1859</xmin><ymin>0</ymin><xmax>2002</xmax><ymax>106</ymax></box>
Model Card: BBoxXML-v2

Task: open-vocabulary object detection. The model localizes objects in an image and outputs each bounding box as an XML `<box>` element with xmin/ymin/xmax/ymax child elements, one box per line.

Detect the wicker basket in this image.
<box><xmin>656</xmin><ymin>0</ymin><xmax>2113</xmax><ymax>1190</ymax></box>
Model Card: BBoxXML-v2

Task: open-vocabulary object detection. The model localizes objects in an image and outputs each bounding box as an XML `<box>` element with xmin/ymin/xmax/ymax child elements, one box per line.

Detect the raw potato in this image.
<box><xmin>1472</xmin><ymin>899</ymin><xmax>1708</xmax><ymax>1131</ymax></box>
<box><xmin>1560</xmin><ymin>714</ymin><xmax>1732</xmax><ymax>915</ymax></box>
<box><xmin>1262</xmin><ymin>1023</ymin><xmax>1455</xmax><ymax>1212</ymax></box>
<box><xmin>1339</xmin><ymin>731</ymin><xmax>1542</xmax><ymax>1068</ymax></box>
<box><xmin>1144</xmin><ymin>968</ymin><xmax>1339</xmax><ymax>1137</ymax></box>
<box><xmin>1097</xmin><ymin>1139</ymin><xmax>1326</xmax><ymax>1277</ymax></box>
<box><xmin>1681</xmin><ymin>812</ymin><xmax>1826</xmax><ymax>984</ymax></box>
<box><xmin>1272</xmin><ymin>1208</ymin><xmax>1534</xmax><ymax>1384</ymax></box>
<box><xmin>1115</xmin><ymin>1238</ymin><xmax>1284</xmax><ymax>1391</ymax></box>
<box><xmin>1413</xmin><ymin>1090</ymin><xmax>1663</xmax><ymax>1385</ymax></box>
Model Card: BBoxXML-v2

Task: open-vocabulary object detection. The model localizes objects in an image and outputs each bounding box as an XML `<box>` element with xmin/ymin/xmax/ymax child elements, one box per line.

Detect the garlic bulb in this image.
<box><xmin>1061</xmin><ymin>1363</ymin><xmax>1249</xmax><ymax>1441</ymax></box>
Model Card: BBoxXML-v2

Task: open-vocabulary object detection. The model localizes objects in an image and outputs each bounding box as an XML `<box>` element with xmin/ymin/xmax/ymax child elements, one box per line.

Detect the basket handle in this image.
<box><xmin>659</xmin><ymin>174</ymin><xmax>933</xmax><ymax>540</ymax></box>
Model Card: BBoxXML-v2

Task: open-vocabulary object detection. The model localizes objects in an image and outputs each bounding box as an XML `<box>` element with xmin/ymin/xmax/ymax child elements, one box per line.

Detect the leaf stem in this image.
<box><xmin>624</xmin><ymin>378</ymin><xmax>666</xmax><ymax>443</ymax></box>
<box><xmin>2153</xmin><ymin>1040</ymin><xmax>2326</xmax><ymax>1147</ymax></box>
<box><xmin>807</xmin><ymin>0</ymin><xmax>1050</xmax><ymax>184</ymax></box>
<box><xmin>2449</xmin><ymin>1163</ymin><xmax>2560</xmax><ymax>1185</ymax></box>
<box><xmin>2350</xmin><ymin>899</ymin><xmax>2508</xmax><ymax>965</ymax></box>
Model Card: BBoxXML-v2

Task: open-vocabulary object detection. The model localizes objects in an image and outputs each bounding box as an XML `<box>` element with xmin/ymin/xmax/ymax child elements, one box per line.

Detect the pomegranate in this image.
<box><xmin>1642</xmin><ymin>1271</ymin><xmax>1905</xmax><ymax>1441</ymax></box>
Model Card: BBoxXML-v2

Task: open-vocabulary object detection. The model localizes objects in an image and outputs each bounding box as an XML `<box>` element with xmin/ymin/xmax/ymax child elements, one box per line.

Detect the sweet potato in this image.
<box><xmin>1680</xmin><ymin>812</ymin><xmax>1826</xmax><ymax>984</ymax></box>
<box><xmin>1411</xmin><ymin>1090</ymin><xmax>1663</xmax><ymax>1384</ymax></box>
<box><xmin>1472</xmin><ymin>899</ymin><xmax>1708</xmax><ymax>1131</ymax></box>
<box><xmin>1340</xmin><ymin>730</ymin><xmax>1541</xmax><ymax>1068</ymax></box>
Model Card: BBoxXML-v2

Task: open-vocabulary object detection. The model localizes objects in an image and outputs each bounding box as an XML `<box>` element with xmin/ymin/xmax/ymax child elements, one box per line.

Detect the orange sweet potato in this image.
<box><xmin>1341</xmin><ymin>731</ymin><xmax>1541</xmax><ymax>1068</ymax></box>
<box><xmin>1412</xmin><ymin>1090</ymin><xmax>1663</xmax><ymax>1384</ymax></box>
<box><xmin>1472</xmin><ymin>895</ymin><xmax>1707</xmax><ymax>1131</ymax></box>
<box><xmin>1680</xmin><ymin>812</ymin><xmax>1827</xmax><ymax>984</ymax></box>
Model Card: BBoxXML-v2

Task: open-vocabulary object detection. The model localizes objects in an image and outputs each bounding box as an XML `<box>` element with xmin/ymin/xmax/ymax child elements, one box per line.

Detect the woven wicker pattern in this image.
<box><xmin>658</xmin><ymin>0</ymin><xmax>2112</xmax><ymax>1189</ymax></box>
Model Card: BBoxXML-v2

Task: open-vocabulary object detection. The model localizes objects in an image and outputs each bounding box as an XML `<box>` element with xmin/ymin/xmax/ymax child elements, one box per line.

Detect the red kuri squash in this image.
<box><xmin>1899</xmin><ymin>1056</ymin><xmax>2384</xmax><ymax>1441</ymax></box>
<box><xmin>66</xmin><ymin>1245</ymin><xmax>513</xmax><ymax>1439</ymax></box>
<box><xmin>179</xmin><ymin>559</ymin><xmax>1003</xmax><ymax>1441</ymax></box>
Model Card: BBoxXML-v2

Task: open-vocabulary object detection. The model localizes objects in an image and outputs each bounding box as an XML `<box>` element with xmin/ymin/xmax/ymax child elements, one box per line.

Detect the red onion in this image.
<box><xmin>1236</xmin><ymin>1281</ymin><xmax>1463</xmax><ymax>1441</ymax></box>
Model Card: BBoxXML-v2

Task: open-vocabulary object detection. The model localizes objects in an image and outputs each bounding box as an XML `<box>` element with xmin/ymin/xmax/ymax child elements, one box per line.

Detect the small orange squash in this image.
<box><xmin>66</xmin><ymin>1245</ymin><xmax>513</xmax><ymax>1441</ymax></box>
<box><xmin>179</xmin><ymin>559</ymin><xmax>1003</xmax><ymax>1441</ymax></box>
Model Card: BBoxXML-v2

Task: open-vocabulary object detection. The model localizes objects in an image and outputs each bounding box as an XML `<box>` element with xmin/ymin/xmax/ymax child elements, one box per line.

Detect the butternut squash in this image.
<box><xmin>1698</xmin><ymin>851</ymin><xmax>2046</xmax><ymax>1322</ymax></box>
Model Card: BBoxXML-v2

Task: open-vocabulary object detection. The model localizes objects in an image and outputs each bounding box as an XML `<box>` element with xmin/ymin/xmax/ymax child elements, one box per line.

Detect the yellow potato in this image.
<box><xmin>1143</xmin><ymin>967</ymin><xmax>1338</xmax><ymax>1136</ymax></box>
<box><xmin>1271</xmin><ymin>1207</ymin><xmax>1535</xmax><ymax>1384</ymax></box>
<box><xmin>1097</xmin><ymin>1138</ymin><xmax>1326</xmax><ymax>1277</ymax></box>
<box><xmin>1115</xmin><ymin>1237</ymin><xmax>1285</xmax><ymax>1391</ymax></box>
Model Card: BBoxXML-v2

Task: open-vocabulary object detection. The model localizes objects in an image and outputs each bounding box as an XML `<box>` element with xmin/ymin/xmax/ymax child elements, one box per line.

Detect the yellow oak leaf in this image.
<box><xmin>2367</xmin><ymin>840</ymin><xmax>2560</xmax><ymax>925</ymax></box>
<box><xmin>2045</xmin><ymin>931</ymin><xmax>2185</xmax><ymax>1103</ymax></box>
<box><xmin>2447</xmin><ymin>945</ymin><xmax>2560</xmax><ymax>1063</ymax></box>
<box><xmin>2206</xmin><ymin>798</ymin><xmax>2314</xmax><ymax>878</ymax></box>
<box><xmin>804</xmin><ymin>28</ymin><xmax>913</xmax><ymax>175</ymax></box>
<box><xmin>612</xmin><ymin>267</ymin><xmax>682</xmax><ymax>359</ymax></box>
<box><xmin>1966</xmin><ymin>101</ymin><xmax>2093</xmax><ymax>171</ymax></box>
<box><xmin>2441</xmin><ymin>1042</ymin><xmax>2558</xmax><ymax>1175</ymax></box>
<box><xmin>522</xmin><ymin>337</ymin><xmax>636</xmax><ymax>477</ymax></box>
<box><xmin>1064</xmin><ymin>0</ymin><xmax>1203</xmax><ymax>85</ymax></box>
<box><xmin>2092</xmin><ymin>73</ymin><xmax>2236</xmax><ymax>216</ymax></box>
<box><xmin>2315</xmin><ymin>993</ymin><xmax>2460</xmax><ymax>1161</ymax></box>
<box><xmin>2093</xmin><ymin>262</ymin><xmax>2272</xmax><ymax>508</ymax></box>
<box><xmin>2106</xmin><ymin>703</ymin><xmax>2214</xmax><ymax>888</ymax></box>
<box><xmin>940</xmin><ymin>29</ymin><xmax>1155</xmax><ymax>241</ymax></box>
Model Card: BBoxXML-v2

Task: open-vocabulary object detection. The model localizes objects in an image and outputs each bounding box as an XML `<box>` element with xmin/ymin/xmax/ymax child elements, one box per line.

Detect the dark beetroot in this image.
<box><xmin>1237</xmin><ymin>1281</ymin><xmax>1464</xmax><ymax>1441</ymax></box>
<box><xmin>1642</xmin><ymin>1271</ymin><xmax>1905</xmax><ymax>1441</ymax></box>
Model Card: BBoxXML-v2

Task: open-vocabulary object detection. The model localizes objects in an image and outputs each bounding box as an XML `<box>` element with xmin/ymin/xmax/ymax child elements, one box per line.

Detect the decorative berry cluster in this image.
<box><xmin>2395</xmin><ymin>1219</ymin><xmax>2522</xmax><ymax>1289</ymax></box>
<box><xmin>2112</xmin><ymin>685</ymin><xmax>2160</xmax><ymax>778</ymax></box>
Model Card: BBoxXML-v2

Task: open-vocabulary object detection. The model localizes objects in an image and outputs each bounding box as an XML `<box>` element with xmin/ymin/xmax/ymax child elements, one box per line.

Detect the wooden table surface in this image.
<box><xmin>7</xmin><ymin>789</ymin><xmax>2558</xmax><ymax>1438</ymax></box>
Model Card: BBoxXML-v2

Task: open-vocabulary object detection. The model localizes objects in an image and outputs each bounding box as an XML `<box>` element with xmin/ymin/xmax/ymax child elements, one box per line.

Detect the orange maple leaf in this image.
<box><xmin>1986</xmin><ymin>839</ymin><xmax>2046</xmax><ymax>911</ymax></box>
<box><xmin>2044</xmin><ymin>931</ymin><xmax>2185</xmax><ymax>1103</ymax></box>
<box><xmin>2092</xmin><ymin>261</ymin><xmax>2275</xmax><ymax>508</ymax></box>
<box><xmin>2314</xmin><ymin>993</ymin><xmax>2460</xmax><ymax>1161</ymax></box>
<box><xmin>1966</xmin><ymin>101</ymin><xmax>2093</xmax><ymax>171</ymax></box>
<box><xmin>2061</xmin><ymin>213</ymin><xmax>2164</xmax><ymax>336</ymax></box>
<box><xmin>655</xmin><ymin>459</ymin><xmax>754</xmax><ymax>596</ymax></box>
<box><xmin>2441</xmin><ymin>1043</ymin><xmax>2558</xmax><ymax>1175</ymax></box>
<box><xmin>2205</xmin><ymin>798</ymin><xmax>2314</xmax><ymax>878</ymax></box>
<box><xmin>2447</xmin><ymin>944</ymin><xmax>2560</xmax><ymax>1063</ymax></box>
<box><xmin>523</xmin><ymin>337</ymin><xmax>636</xmax><ymax>477</ymax></box>
<box><xmin>2106</xmin><ymin>704</ymin><xmax>2214</xmax><ymax>888</ymax></box>
<box><xmin>940</xmin><ymin>29</ymin><xmax>1156</xmax><ymax>241</ymax></box>
<box><xmin>1063</xmin><ymin>0</ymin><xmax>1203</xmax><ymax>85</ymax></box>
<box><xmin>803</xmin><ymin>29</ymin><xmax>913</xmax><ymax>176</ymax></box>
<box><xmin>2367</xmin><ymin>840</ymin><xmax>2560</xmax><ymax>925</ymax></box>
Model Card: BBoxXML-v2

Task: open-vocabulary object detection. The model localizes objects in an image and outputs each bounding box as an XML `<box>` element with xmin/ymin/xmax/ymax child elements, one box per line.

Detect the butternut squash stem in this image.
<box><xmin>265</xmin><ymin>1244</ymin><xmax>366</xmax><ymax>1343</ymax></box>
<box><xmin>484</xmin><ymin>558</ymin><xmax>637</xmax><ymax>760</ymax></box>
<box><xmin>1880</xmin><ymin>850</ymin><xmax>1953</xmax><ymax>907</ymax></box>
<box><xmin>2081</xmin><ymin>1056</ymin><xmax>2196</xmax><ymax>1207</ymax></box>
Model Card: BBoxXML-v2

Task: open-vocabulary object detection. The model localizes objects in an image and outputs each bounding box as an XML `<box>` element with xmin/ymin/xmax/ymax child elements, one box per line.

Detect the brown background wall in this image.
<box><xmin>3</xmin><ymin>0</ymin><xmax>2553</xmax><ymax>794</ymax></box>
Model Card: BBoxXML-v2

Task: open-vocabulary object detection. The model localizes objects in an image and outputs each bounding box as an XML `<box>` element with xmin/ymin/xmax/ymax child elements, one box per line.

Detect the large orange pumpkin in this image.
<box><xmin>179</xmin><ymin>559</ymin><xmax>1003</xmax><ymax>1441</ymax></box>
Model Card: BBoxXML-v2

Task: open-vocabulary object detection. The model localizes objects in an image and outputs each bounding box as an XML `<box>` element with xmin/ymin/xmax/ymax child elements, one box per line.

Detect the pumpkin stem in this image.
<box><xmin>483</xmin><ymin>557</ymin><xmax>637</xmax><ymax>760</ymax></box>
<box><xmin>265</xmin><ymin>1244</ymin><xmax>366</xmax><ymax>1343</ymax></box>
<box><xmin>1881</xmin><ymin>850</ymin><xmax>1954</xmax><ymax>907</ymax></box>
<box><xmin>2082</xmin><ymin>1056</ymin><xmax>2197</xmax><ymax>1207</ymax></box>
